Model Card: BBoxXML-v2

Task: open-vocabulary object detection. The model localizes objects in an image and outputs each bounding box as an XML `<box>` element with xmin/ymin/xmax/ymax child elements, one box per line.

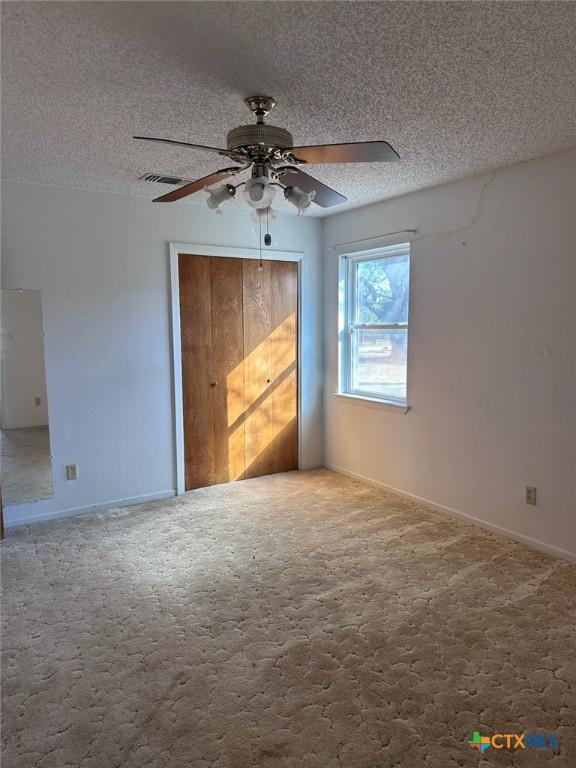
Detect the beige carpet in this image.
<box><xmin>2</xmin><ymin>469</ymin><xmax>575</xmax><ymax>767</ymax></box>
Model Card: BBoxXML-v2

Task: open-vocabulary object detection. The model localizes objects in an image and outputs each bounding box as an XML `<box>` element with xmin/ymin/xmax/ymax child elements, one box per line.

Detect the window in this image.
<box><xmin>340</xmin><ymin>244</ymin><xmax>410</xmax><ymax>405</ymax></box>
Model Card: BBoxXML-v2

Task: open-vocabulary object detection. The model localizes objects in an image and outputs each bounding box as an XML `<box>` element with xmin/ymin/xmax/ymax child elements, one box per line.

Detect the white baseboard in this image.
<box><xmin>325</xmin><ymin>463</ymin><xmax>576</xmax><ymax>563</ymax></box>
<box><xmin>4</xmin><ymin>490</ymin><xmax>176</xmax><ymax>528</ymax></box>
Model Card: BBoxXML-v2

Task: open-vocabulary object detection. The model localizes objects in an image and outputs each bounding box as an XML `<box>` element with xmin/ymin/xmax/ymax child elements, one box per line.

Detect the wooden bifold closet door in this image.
<box><xmin>179</xmin><ymin>254</ymin><xmax>298</xmax><ymax>491</ymax></box>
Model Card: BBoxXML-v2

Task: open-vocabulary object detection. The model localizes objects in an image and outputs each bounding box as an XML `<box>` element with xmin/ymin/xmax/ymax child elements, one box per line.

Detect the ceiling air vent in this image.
<box><xmin>139</xmin><ymin>173</ymin><xmax>182</xmax><ymax>185</ymax></box>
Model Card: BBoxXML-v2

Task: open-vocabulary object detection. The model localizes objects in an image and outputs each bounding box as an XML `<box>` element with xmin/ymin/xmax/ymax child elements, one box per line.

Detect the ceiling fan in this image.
<box><xmin>134</xmin><ymin>96</ymin><xmax>400</xmax><ymax>213</ymax></box>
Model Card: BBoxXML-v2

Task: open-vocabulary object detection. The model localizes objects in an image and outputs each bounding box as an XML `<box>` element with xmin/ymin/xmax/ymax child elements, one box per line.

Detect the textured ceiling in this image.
<box><xmin>2</xmin><ymin>1</ymin><xmax>576</xmax><ymax>216</ymax></box>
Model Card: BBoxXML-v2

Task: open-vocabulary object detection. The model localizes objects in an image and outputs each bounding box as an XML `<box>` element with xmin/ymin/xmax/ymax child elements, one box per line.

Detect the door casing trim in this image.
<box><xmin>169</xmin><ymin>242</ymin><xmax>304</xmax><ymax>495</ymax></box>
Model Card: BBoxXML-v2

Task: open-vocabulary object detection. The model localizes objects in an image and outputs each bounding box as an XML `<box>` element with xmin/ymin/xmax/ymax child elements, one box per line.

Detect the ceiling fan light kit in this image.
<box><xmin>206</xmin><ymin>183</ymin><xmax>236</xmax><ymax>212</ymax></box>
<box><xmin>242</xmin><ymin>176</ymin><xmax>276</xmax><ymax>209</ymax></box>
<box><xmin>134</xmin><ymin>95</ymin><xmax>400</xmax><ymax>215</ymax></box>
<box><xmin>284</xmin><ymin>185</ymin><xmax>315</xmax><ymax>214</ymax></box>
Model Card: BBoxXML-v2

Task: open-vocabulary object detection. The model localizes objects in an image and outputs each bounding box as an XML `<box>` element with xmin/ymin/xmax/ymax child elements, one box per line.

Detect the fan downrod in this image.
<box><xmin>245</xmin><ymin>96</ymin><xmax>276</xmax><ymax>123</ymax></box>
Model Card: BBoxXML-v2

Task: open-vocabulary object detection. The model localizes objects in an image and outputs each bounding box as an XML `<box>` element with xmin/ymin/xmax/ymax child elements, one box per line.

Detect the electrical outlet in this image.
<box><xmin>526</xmin><ymin>486</ymin><xmax>537</xmax><ymax>505</ymax></box>
<box><xmin>66</xmin><ymin>464</ymin><xmax>78</xmax><ymax>481</ymax></box>
<box><xmin>34</xmin><ymin>397</ymin><xmax>42</xmax><ymax>407</ymax></box>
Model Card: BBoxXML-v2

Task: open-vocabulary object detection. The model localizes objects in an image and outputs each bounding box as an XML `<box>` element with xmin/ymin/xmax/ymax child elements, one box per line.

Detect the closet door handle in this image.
<box><xmin>210</xmin><ymin>381</ymin><xmax>219</xmax><ymax>387</ymax></box>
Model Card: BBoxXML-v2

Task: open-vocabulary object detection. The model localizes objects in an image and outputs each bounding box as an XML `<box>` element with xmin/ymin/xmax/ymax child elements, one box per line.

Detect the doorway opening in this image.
<box><xmin>171</xmin><ymin>245</ymin><xmax>302</xmax><ymax>493</ymax></box>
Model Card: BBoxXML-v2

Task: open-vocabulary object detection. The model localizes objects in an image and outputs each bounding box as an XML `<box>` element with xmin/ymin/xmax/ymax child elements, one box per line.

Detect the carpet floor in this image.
<box><xmin>2</xmin><ymin>469</ymin><xmax>575</xmax><ymax>768</ymax></box>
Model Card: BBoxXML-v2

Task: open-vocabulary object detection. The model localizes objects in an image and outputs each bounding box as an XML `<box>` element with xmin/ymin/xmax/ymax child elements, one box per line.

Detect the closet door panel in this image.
<box><xmin>269</xmin><ymin>260</ymin><xmax>299</xmax><ymax>474</ymax></box>
<box><xmin>179</xmin><ymin>254</ymin><xmax>215</xmax><ymax>490</ymax></box>
<box><xmin>180</xmin><ymin>254</ymin><xmax>298</xmax><ymax>490</ymax></box>
<box><xmin>210</xmin><ymin>257</ymin><xmax>246</xmax><ymax>484</ymax></box>
<box><xmin>242</xmin><ymin>259</ymin><xmax>274</xmax><ymax>479</ymax></box>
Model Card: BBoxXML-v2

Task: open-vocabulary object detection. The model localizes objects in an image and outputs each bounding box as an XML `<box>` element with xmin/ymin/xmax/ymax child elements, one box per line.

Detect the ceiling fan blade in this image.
<box><xmin>278</xmin><ymin>167</ymin><xmax>347</xmax><ymax>208</ymax></box>
<box><xmin>153</xmin><ymin>168</ymin><xmax>239</xmax><ymax>202</ymax></box>
<box><xmin>134</xmin><ymin>135</ymin><xmax>235</xmax><ymax>158</ymax></box>
<box><xmin>291</xmin><ymin>141</ymin><xmax>400</xmax><ymax>164</ymax></box>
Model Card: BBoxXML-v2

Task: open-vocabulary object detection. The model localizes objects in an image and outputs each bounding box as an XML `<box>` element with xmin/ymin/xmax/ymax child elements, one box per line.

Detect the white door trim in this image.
<box><xmin>169</xmin><ymin>242</ymin><xmax>304</xmax><ymax>495</ymax></box>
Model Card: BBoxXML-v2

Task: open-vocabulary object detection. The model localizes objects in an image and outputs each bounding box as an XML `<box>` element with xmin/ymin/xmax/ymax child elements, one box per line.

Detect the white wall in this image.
<box><xmin>324</xmin><ymin>148</ymin><xmax>576</xmax><ymax>560</ymax></box>
<box><xmin>1</xmin><ymin>181</ymin><xmax>324</xmax><ymax>524</ymax></box>
<box><xmin>1</xmin><ymin>289</ymin><xmax>49</xmax><ymax>428</ymax></box>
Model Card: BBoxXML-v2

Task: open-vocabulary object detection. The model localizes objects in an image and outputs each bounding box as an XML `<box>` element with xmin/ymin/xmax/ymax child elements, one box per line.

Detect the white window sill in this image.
<box><xmin>333</xmin><ymin>392</ymin><xmax>410</xmax><ymax>413</ymax></box>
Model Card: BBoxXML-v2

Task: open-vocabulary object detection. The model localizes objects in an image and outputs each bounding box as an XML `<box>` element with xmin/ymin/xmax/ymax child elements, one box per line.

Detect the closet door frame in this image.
<box><xmin>169</xmin><ymin>242</ymin><xmax>304</xmax><ymax>495</ymax></box>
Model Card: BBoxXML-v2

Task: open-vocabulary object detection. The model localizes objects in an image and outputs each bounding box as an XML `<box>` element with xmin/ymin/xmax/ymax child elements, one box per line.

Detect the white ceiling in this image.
<box><xmin>2</xmin><ymin>1</ymin><xmax>576</xmax><ymax>216</ymax></box>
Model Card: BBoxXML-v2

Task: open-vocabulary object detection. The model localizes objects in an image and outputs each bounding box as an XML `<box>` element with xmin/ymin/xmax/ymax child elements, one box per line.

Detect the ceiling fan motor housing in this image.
<box><xmin>226</xmin><ymin>124</ymin><xmax>293</xmax><ymax>153</ymax></box>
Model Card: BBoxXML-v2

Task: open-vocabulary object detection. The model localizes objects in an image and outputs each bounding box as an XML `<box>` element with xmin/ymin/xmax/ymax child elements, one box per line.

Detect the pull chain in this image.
<box><xmin>258</xmin><ymin>211</ymin><xmax>263</xmax><ymax>272</ymax></box>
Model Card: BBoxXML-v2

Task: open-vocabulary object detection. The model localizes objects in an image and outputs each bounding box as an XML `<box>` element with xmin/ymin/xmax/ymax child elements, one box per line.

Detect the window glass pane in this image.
<box><xmin>356</xmin><ymin>255</ymin><xmax>409</xmax><ymax>325</ymax></box>
<box><xmin>351</xmin><ymin>328</ymin><xmax>407</xmax><ymax>401</ymax></box>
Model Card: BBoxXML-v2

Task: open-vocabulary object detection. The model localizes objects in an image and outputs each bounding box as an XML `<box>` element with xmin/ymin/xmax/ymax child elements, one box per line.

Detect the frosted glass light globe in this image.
<box><xmin>243</xmin><ymin>177</ymin><xmax>276</xmax><ymax>209</ymax></box>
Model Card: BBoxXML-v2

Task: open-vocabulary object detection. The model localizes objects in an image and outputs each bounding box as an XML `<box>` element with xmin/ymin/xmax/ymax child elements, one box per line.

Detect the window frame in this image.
<box><xmin>339</xmin><ymin>242</ymin><xmax>411</xmax><ymax>407</ymax></box>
